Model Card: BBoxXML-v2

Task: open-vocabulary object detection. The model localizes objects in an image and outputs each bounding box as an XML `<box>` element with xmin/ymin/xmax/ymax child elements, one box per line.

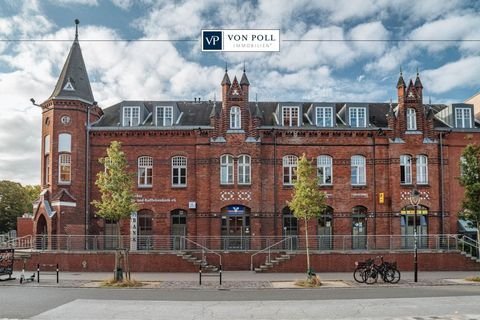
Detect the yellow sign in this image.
<box><xmin>379</xmin><ymin>192</ymin><xmax>384</xmax><ymax>204</ymax></box>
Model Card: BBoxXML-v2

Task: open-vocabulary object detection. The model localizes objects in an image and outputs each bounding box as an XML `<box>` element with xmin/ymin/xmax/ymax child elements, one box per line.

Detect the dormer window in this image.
<box><xmin>406</xmin><ymin>108</ymin><xmax>417</xmax><ymax>130</ymax></box>
<box><xmin>123</xmin><ymin>106</ymin><xmax>140</xmax><ymax>126</ymax></box>
<box><xmin>156</xmin><ymin>106</ymin><xmax>173</xmax><ymax>126</ymax></box>
<box><xmin>316</xmin><ymin>107</ymin><xmax>333</xmax><ymax>127</ymax></box>
<box><xmin>349</xmin><ymin>107</ymin><xmax>366</xmax><ymax>128</ymax></box>
<box><xmin>230</xmin><ymin>106</ymin><xmax>241</xmax><ymax>129</ymax></box>
<box><xmin>282</xmin><ymin>106</ymin><xmax>300</xmax><ymax>126</ymax></box>
<box><xmin>455</xmin><ymin>107</ymin><xmax>472</xmax><ymax>128</ymax></box>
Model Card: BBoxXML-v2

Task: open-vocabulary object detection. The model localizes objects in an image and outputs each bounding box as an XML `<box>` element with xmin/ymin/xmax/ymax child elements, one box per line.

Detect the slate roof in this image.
<box><xmin>93</xmin><ymin>100</ymin><xmax>470</xmax><ymax>130</ymax></box>
<box><xmin>49</xmin><ymin>35</ymin><xmax>94</xmax><ymax>104</ymax></box>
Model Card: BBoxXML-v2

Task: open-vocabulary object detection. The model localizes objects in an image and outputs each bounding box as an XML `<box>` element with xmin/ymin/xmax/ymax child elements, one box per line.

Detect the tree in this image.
<box><xmin>459</xmin><ymin>143</ymin><xmax>480</xmax><ymax>256</ymax></box>
<box><xmin>288</xmin><ymin>154</ymin><xmax>327</xmax><ymax>278</ymax></box>
<box><xmin>0</xmin><ymin>181</ymin><xmax>31</xmax><ymax>234</ymax></box>
<box><xmin>24</xmin><ymin>185</ymin><xmax>41</xmax><ymax>213</ymax></box>
<box><xmin>92</xmin><ymin>141</ymin><xmax>137</xmax><ymax>281</ymax></box>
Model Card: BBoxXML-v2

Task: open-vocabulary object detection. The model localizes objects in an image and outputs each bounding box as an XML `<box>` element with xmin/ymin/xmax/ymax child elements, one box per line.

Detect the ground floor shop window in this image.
<box><xmin>283</xmin><ymin>207</ymin><xmax>298</xmax><ymax>250</ymax></box>
<box><xmin>352</xmin><ymin>206</ymin><xmax>367</xmax><ymax>249</ymax></box>
<box><xmin>171</xmin><ymin>209</ymin><xmax>187</xmax><ymax>250</ymax></box>
<box><xmin>137</xmin><ymin>210</ymin><xmax>153</xmax><ymax>250</ymax></box>
<box><xmin>318</xmin><ymin>206</ymin><xmax>333</xmax><ymax>250</ymax></box>
<box><xmin>221</xmin><ymin>205</ymin><xmax>250</xmax><ymax>250</ymax></box>
<box><xmin>401</xmin><ymin>205</ymin><xmax>428</xmax><ymax>248</ymax></box>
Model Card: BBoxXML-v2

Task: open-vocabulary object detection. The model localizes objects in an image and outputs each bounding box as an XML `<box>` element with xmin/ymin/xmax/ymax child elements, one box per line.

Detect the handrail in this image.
<box><xmin>457</xmin><ymin>234</ymin><xmax>479</xmax><ymax>257</ymax></box>
<box><xmin>2</xmin><ymin>235</ymin><xmax>32</xmax><ymax>249</ymax></box>
<box><xmin>250</xmin><ymin>237</ymin><xmax>292</xmax><ymax>271</ymax></box>
<box><xmin>181</xmin><ymin>236</ymin><xmax>222</xmax><ymax>266</ymax></box>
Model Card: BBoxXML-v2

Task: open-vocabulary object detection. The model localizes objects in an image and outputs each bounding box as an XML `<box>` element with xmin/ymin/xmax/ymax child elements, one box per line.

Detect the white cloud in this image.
<box><xmin>50</xmin><ymin>0</ymin><xmax>98</xmax><ymax>6</ymax></box>
<box><xmin>110</xmin><ymin>0</ymin><xmax>133</xmax><ymax>10</ymax></box>
<box><xmin>422</xmin><ymin>57</ymin><xmax>480</xmax><ymax>94</ymax></box>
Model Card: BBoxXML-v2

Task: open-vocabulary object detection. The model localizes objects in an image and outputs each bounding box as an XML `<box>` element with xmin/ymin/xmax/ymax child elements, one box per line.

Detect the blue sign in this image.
<box><xmin>202</xmin><ymin>31</ymin><xmax>222</xmax><ymax>51</ymax></box>
<box><xmin>226</xmin><ymin>205</ymin><xmax>245</xmax><ymax>215</ymax></box>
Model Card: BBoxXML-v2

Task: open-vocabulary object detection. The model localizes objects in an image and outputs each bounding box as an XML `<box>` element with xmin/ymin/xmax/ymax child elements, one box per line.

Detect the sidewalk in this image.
<box><xmin>3</xmin><ymin>270</ymin><xmax>480</xmax><ymax>289</ymax></box>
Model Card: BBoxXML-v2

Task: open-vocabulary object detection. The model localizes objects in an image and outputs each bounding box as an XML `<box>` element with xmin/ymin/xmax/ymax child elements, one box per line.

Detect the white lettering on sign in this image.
<box><xmin>134</xmin><ymin>194</ymin><xmax>176</xmax><ymax>203</ymax></box>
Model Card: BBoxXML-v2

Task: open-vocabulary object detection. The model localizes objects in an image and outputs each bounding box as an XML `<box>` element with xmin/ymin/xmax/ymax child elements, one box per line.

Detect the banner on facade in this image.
<box><xmin>130</xmin><ymin>212</ymin><xmax>137</xmax><ymax>251</ymax></box>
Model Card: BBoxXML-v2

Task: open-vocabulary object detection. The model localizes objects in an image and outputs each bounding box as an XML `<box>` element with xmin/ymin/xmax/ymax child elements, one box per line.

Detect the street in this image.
<box><xmin>1</xmin><ymin>285</ymin><xmax>480</xmax><ymax>319</ymax></box>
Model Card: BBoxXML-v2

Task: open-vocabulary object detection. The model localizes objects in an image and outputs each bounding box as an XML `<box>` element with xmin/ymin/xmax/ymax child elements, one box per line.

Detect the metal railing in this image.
<box><xmin>250</xmin><ymin>237</ymin><xmax>293</xmax><ymax>271</ymax></box>
<box><xmin>0</xmin><ymin>235</ymin><xmax>33</xmax><ymax>249</ymax></box>
<box><xmin>459</xmin><ymin>235</ymin><xmax>479</xmax><ymax>258</ymax></box>
<box><xmin>182</xmin><ymin>237</ymin><xmax>222</xmax><ymax>267</ymax></box>
<box><xmin>17</xmin><ymin>234</ymin><xmax>476</xmax><ymax>253</ymax></box>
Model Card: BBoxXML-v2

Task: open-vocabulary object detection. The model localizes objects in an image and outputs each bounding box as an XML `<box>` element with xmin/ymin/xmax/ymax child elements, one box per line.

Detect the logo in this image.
<box><xmin>202</xmin><ymin>29</ymin><xmax>280</xmax><ymax>52</ymax></box>
<box><xmin>202</xmin><ymin>31</ymin><xmax>223</xmax><ymax>51</ymax></box>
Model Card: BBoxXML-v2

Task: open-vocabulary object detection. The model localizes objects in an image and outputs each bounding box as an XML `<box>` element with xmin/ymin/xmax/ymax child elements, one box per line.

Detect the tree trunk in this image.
<box><xmin>304</xmin><ymin>217</ymin><xmax>311</xmax><ymax>276</ymax></box>
<box><xmin>114</xmin><ymin>222</ymin><xmax>123</xmax><ymax>282</ymax></box>
<box><xmin>477</xmin><ymin>221</ymin><xmax>480</xmax><ymax>259</ymax></box>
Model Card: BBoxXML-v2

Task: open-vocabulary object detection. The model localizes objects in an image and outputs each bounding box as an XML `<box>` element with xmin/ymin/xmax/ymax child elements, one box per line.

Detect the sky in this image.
<box><xmin>0</xmin><ymin>0</ymin><xmax>480</xmax><ymax>186</ymax></box>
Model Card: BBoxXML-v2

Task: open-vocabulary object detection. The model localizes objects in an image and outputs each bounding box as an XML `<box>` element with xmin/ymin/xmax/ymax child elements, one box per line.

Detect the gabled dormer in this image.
<box><xmin>275</xmin><ymin>103</ymin><xmax>302</xmax><ymax>127</ymax></box>
<box><xmin>307</xmin><ymin>103</ymin><xmax>335</xmax><ymax>128</ymax></box>
<box><xmin>436</xmin><ymin>103</ymin><xmax>475</xmax><ymax>129</ymax></box>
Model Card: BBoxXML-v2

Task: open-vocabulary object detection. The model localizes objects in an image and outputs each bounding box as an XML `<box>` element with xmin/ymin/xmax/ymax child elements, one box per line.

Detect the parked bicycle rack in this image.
<box><xmin>37</xmin><ymin>263</ymin><xmax>59</xmax><ymax>283</ymax></box>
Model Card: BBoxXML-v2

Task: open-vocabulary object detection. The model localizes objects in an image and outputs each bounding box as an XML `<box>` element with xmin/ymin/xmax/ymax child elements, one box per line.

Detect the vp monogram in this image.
<box><xmin>202</xmin><ymin>31</ymin><xmax>222</xmax><ymax>51</ymax></box>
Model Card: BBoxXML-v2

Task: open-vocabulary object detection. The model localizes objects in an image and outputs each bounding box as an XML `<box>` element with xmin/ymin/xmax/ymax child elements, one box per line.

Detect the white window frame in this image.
<box><xmin>349</xmin><ymin>107</ymin><xmax>366</xmax><ymax>128</ymax></box>
<box><xmin>138</xmin><ymin>156</ymin><xmax>153</xmax><ymax>187</ymax></box>
<box><xmin>416</xmin><ymin>155</ymin><xmax>428</xmax><ymax>185</ymax></box>
<box><xmin>282</xmin><ymin>106</ymin><xmax>300</xmax><ymax>127</ymax></box>
<box><xmin>58</xmin><ymin>153</ymin><xmax>71</xmax><ymax>184</ymax></box>
<box><xmin>455</xmin><ymin>108</ymin><xmax>472</xmax><ymax>128</ymax></box>
<box><xmin>44</xmin><ymin>135</ymin><xmax>50</xmax><ymax>155</ymax></box>
<box><xmin>283</xmin><ymin>155</ymin><xmax>298</xmax><ymax>185</ymax></box>
<box><xmin>172</xmin><ymin>156</ymin><xmax>187</xmax><ymax>187</ymax></box>
<box><xmin>400</xmin><ymin>155</ymin><xmax>412</xmax><ymax>184</ymax></box>
<box><xmin>123</xmin><ymin>106</ymin><xmax>140</xmax><ymax>127</ymax></box>
<box><xmin>406</xmin><ymin>108</ymin><xmax>417</xmax><ymax>130</ymax></box>
<box><xmin>44</xmin><ymin>154</ymin><xmax>50</xmax><ymax>185</ymax></box>
<box><xmin>316</xmin><ymin>107</ymin><xmax>333</xmax><ymax>127</ymax></box>
<box><xmin>230</xmin><ymin>106</ymin><xmax>241</xmax><ymax>129</ymax></box>
<box><xmin>58</xmin><ymin>133</ymin><xmax>72</xmax><ymax>152</ymax></box>
<box><xmin>238</xmin><ymin>155</ymin><xmax>251</xmax><ymax>185</ymax></box>
<box><xmin>156</xmin><ymin>106</ymin><xmax>173</xmax><ymax>126</ymax></box>
<box><xmin>317</xmin><ymin>155</ymin><xmax>333</xmax><ymax>185</ymax></box>
<box><xmin>351</xmin><ymin>155</ymin><xmax>366</xmax><ymax>186</ymax></box>
<box><xmin>220</xmin><ymin>155</ymin><xmax>234</xmax><ymax>185</ymax></box>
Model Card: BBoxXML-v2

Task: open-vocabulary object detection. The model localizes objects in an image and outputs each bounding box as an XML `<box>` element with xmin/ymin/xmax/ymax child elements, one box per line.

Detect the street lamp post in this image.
<box><xmin>409</xmin><ymin>188</ymin><xmax>421</xmax><ymax>282</ymax></box>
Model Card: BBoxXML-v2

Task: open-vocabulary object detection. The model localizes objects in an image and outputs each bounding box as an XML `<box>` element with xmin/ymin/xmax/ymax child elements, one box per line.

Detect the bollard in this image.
<box><xmin>199</xmin><ymin>266</ymin><xmax>202</xmax><ymax>285</ymax></box>
<box><xmin>37</xmin><ymin>264</ymin><xmax>40</xmax><ymax>283</ymax></box>
<box><xmin>56</xmin><ymin>264</ymin><xmax>59</xmax><ymax>283</ymax></box>
<box><xmin>219</xmin><ymin>265</ymin><xmax>222</xmax><ymax>285</ymax></box>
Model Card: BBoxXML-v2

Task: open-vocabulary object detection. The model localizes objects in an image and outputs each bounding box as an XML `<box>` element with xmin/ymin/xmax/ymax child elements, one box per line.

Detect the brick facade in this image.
<box><xmin>31</xmin><ymin>33</ymin><xmax>480</xmax><ymax>254</ymax></box>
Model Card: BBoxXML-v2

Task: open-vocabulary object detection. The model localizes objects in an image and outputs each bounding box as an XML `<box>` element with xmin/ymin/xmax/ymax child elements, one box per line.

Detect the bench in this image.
<box><xmin>0</xmin><ymin>248</ymin><xmax>15</xmax><ymax>281</ymax></box>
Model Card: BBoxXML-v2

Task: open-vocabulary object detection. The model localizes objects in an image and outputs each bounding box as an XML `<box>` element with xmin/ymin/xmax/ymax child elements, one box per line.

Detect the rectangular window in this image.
<box><xmin>407</xmin><ymin>108</ymin><xmax>417</xmax><ymax>130</ymax></box>
<box><xmin>317</xmin><ymin>155</ymin><xmax>332</xmax><ymax>185</ymax></box>
<box><xmin>416</xmin><ymin>155</ymin><xmax>428</xmax><ymax>185</ymax></box>
<box><xmin>455</xmin><ymin>108</ymin><xmax>472</xmax><ymax>128</ymax></box>
<box><xmin>59</xmin><ymin>154</ymin><xmax>71</xmax><ymax>184</ymax></box>
<box><xmin>44</xmin><ymin>154</ymin><xmax>50</xmax><ymax>185</ymax></box>
<box><xmin>282</xmin><ymin>106</ymin><xmax>300</xmax><ymax>126</ymax></box>
<box><xmin>349</xmin><ymin>107</ymin><xmax>366</xmax><ymax>128</ymax></box>
<box><xmin>172</xmin><ymin>156</ymin><xmax>187</xmax><ymax>187</ymax></box>
<box><xmin>351</xmin><ymin>156</ymin><xmax>366</xmax><ymax>185</ymax></box>
<box><xmin>316</xmin><ymin>107</ymin><xmax>333</xmax><ymax>127</ymax></box>
<box><xmin>156</xmin><ymin>106</ymin><xmax>173</xmax><ymax>126</ymax></box>
<box><xmin>220</xmin><ymin>155</ymin><xmax>234</xmax><ymax>184</ymax></box>
<box><xmin>138</xmin><ymin>156</ymin><xmax>153</xmax><ymax>187</ymax></box>
<box><xmin>400</xmin><ymin>155</ymin><xmax>412</xmax><ymax>184</ymax></box>
<box><xmin>283</xmin><ymin>155</ymin><xmax>298</xmax><ymax>185</ymax></box>
<box><xmin>238</xmin><ymin>155</ymin><xmax>251</xmax><ymax>185</ymax></box>
<box><xmin>123</xmin><ymin>106</ymin><xmax>140</xmax><ymax>126</ymax></box>
<box><xmin>44</xmin><ymin>135</ymin><xmax>50</xmax><ymax>155</ymax></box>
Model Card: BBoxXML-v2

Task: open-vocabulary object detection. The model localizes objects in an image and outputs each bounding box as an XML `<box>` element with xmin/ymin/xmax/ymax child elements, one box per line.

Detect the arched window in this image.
<box><xmin>220</xmin><ymin>154</ymin><xmax>234</xmax><ymax>184</ymax></box>
<box><xmin>352</xmin><ymin>206</ymin><xmax>367</xmax><ymax>249</ymax></box>
<box><xmin>58</xmin><ymin>133</ymin><xmax>71</xmax><ymax>152</ymax></box>
<box><xmin>137</xmin><ymin>209</ymin><xmax>153</xmax><ymax>250</ymax></box>
<box><xmin>351</xmin><ymin>155</ymin><xmax>366</xmax><ymax>186</ymax></box>
<box><xmin>406</xmin><ymin>108</ymin><xmax>417</xmax><ymax>130</ymax></box>
<box><xmin>230</xmin><ymin>106</ymin><xmax>241</xmax><ymax>129</ymax></box>
<box><xmin>400</xmin><ymin>155</ymin><xmax>412</xmax><ymax>184</ymax></box>
<box><xmin>283</xmin><ymin>155</ymin><xmax>298</xmax><ymax>185</ymax></box>
<box><xmin>317</xmin><ymin>155</ymin><xmax>332</xmax><ymax>185</ymax></box>
<box><xmin>138</xmin><ymin>156</ymin><xmax>153</xmax><ymax>187</ymax></box>
<box><xmin>416</xmin><ymin>155</ymin><xmax>428</xmax><ymax>184</ymax></box>
<box><xmin>58</xmin><ymin>154</ymin><xmax>71</xmax><ymax>184</ymax></box>
<box><xmin>238</xmin><ymin>155</ymin><xmax>251</xmax><ymax>184</ymax></box>
<box><xmin>172</xmin><ymin>156</ymin><xmax>187</xmax><ymax>187</ymax></box>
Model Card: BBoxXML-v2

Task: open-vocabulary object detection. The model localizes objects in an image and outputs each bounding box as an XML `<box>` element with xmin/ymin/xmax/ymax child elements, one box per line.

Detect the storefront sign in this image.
<box><xmin>130</xmin><ymin>212</ymin><xmax>137</xmax><ymax>251</ymax></box>
<box><xmin>134</xmin><ymin>194</ymin><xmax>176</xmax><ymax>203</ymax></box>
<box><xmin>227</xmin><ymin>205</ymin><xmax>245</xmax><ymax>215</ymax></box>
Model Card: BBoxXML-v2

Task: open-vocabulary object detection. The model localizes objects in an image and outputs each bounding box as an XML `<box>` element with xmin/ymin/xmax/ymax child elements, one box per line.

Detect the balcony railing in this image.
<box><xmin>9</xmin><ymin>234</ymin><xmax>471</xmax><ymax>254</ymax></box>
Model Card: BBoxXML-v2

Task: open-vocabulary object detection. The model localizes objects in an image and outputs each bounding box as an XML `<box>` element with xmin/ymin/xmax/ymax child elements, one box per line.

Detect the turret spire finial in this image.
<box><xmin>400</xmin><ymin>66</ymin><xmax>402</xmax><ymax>76</ymax></box>
<box><xmin>74</xmin><ymin>19</ymin><xmax>80</xmax><ymax>40</ymax></box>
<box><xmin>225</xmin><ymin>62</ymin><xmax>228</xmax><ymax>73</ymax></box>
<box><xmin>243</xmin><ymin>61</ymin><xmax>246</xmax><ymax>73</ymax></box>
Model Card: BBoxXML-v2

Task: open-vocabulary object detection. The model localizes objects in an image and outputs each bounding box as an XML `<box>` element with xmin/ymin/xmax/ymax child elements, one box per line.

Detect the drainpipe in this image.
<box><xmin>273</xmin><ymin>128</ymin><xmax>278</xmax><ymax>237</ymax></box>
<box><xmin>439</xmin><ymin>131</ymin><xmax>447</xmax><ymax>238</ymax></box>
<box><xmin>372</xmin><ymin>133</ymin><xmax>377</xmax><ymax>238</ymax></box>
<box><xmin>85</xmin><ymin>102</ymin><xmax>94</xmax><ymax>248</ymax></box>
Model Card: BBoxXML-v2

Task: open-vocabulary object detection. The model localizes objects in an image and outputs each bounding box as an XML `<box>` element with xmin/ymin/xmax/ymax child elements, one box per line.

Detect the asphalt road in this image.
<box><xmin>1</xmin><ymin>285</ymin><xmax>480</xmax><ymax>319</ymax></box>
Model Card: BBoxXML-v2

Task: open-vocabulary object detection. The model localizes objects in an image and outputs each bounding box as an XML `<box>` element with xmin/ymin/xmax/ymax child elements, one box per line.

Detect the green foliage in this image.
<box><xmin>92</xmin><ymin>141</ymin><xmax>137</xmax><ymax>223</ymax></box>
<box><xmin>0</xmin><ymin>180</ymin><xmax>31</xmax><ymax>233</ymax></box>
<box><xmin>23</xmin><ymin>184</ymin><xmax>41</xmax><ymax>213</ymax></box>
<box><xmin>459</xmin><ymin>144</ymin><xmax>480</xmax><ymax>227</ymax></box>
<box><xmin>288</xmin><ymin>154</ymin><xmax>327</xmax><ymax>220</ymax></box>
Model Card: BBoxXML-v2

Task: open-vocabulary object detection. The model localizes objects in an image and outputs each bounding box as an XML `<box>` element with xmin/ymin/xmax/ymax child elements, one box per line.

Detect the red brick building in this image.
<box><xmin>33</xmin><ymin>25</ymin><xmax>480</xmax><ymax>252</ymax></box>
